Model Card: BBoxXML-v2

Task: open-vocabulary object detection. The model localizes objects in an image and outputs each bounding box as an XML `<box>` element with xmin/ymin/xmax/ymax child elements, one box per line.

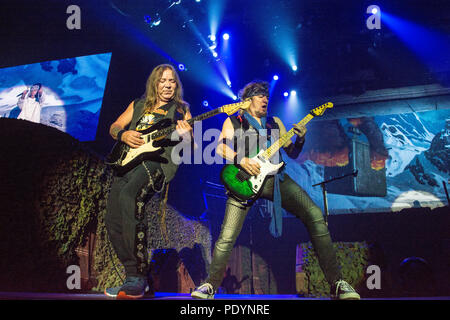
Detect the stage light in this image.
<box><xmin>233</xmin><ymin>95</ymin><xmax>238</xmax><ymax>101</ymax></box>
<box><xmin>202</xmin><ymin>100</ymin><xmax>209</xmax><ymax>107</ymax></box>
<box><xmin>152</xmin><ymin>14</ymin><xmax>161</xmax><ymax>27</ymax></box>
<box><xmin>285</xmin><ymin>89</ymin><xmax>301</xmax><ymax>114</ymax></box>
<box><xmin>207</xmin><ymin>34</ymin><xmax>217</xmax><ymax>50</ymax></box>
<box><xmin>212</xmin><ymin>51</ymin><xmax>218</xmax><ymax>58</ymax></box>
<box><xmin>153</xmin><ymin>19</ymin><xmax>161</xmax><ymax>27</ymax></box>
<box><xmin>283</xmin><ymin>91</ymin><xmax>289</xmax><ymax>97</ymax></box>
<box><xmin>222</xmin><ymin>33</ymin><xmax>230</xmax><ymax>40</ymax></box>
<box><xmin>144</xmin><ymin>13</ymin><xmax>161</xmax><ymax>28</ymax></box>
<box><xmin>269</xmin><ymin>75</ymin><xmax>280</xmax><ymax>97</ymax></box>
<box><xmin>178</xmin><ymin>63</ymin><xmax>185</xmax><ymax>71</ymax></box>
<box><xmin>372</xmin><ymin>7</ymin><xmax>378</xmax><ymax>14</ymax></box>
<box><xmin>196</xmin><ymin>0</ymin><xmax>201</xmax><ymax>2</ymax></box>
<box><xmin>292</xmin><ymin>65</ymin><xmax>298</xmax><ymax>71</ymax></box>
<box><xmin>208</xmin><ymin>0</ymin><xmax>226</xmax><ymax>61</ymax></box>
<box><xmin>226</xmin><ymin>80</ymin><xmax>231</xmax><ymax>87</ymax></box>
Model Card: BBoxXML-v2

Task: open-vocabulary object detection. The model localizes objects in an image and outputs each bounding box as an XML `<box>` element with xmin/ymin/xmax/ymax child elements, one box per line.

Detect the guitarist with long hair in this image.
<box><xmin>191</xmin><ymin>80</ymin><xmax>360</xmax><ymax>300</ymax></box>
<box><xmin>104</xmin><ymin>64</ymin><xmax>193</xmax><ymax>299</ymax></box>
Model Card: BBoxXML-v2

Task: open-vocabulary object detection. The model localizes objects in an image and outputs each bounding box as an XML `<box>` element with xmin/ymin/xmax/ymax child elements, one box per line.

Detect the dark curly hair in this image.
<box><xmin>238</xmin><ymin>80</ymin><xmax>269</xmax><ymax>101</ymax></box>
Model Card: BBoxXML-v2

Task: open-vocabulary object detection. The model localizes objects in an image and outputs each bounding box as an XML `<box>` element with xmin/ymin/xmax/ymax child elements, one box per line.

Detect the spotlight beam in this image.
<box><xmin>258</xmin><ymin>5</ymin><xmax>299</xmax><ymax>74</ymax></box>
<box><xmin>208</xmin><ymin>0</ymin><xmax>226</xmax><ymax>43</ymax></box>
<box><xmin>382</xmin><ymin>11</ymin><xmax>450</xmax><ymax>72</ymax></box>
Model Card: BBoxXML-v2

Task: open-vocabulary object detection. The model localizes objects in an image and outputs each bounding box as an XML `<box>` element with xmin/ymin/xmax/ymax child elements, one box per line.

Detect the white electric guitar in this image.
<box><xmin>105</xmin><ymin>99</ymin><xmax>251</xmax><ymax>175</ymax></box>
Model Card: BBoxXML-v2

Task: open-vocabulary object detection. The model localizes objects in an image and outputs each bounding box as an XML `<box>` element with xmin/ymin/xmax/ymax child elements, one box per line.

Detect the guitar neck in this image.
<box><xmin>151</xmin><ymin>107</ymin><xmax>222</xmax><ymax>139</ymax></box>
<box><xmin>263</xmin><ymin>113</ymin><xmax>315</xmax><ymax>159</ymax></box>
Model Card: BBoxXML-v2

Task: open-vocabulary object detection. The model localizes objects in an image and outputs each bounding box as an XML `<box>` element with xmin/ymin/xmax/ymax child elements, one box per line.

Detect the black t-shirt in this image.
<box><xmin>135</xmin><ymin>110</ymin><xmax>165</xmax><ymax>131</ymax></box>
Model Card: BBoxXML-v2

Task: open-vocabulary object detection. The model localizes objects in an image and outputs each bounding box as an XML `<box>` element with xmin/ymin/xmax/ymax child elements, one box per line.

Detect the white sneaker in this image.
<box><xmin>191</xmin><ymin>283</ymin><xmax>215</xmax><ymax>299</ymax></box>
<box><xmin>332</xmin><ymin>280</ymin><xmax>361</xmax><ymax>300</ymax></box>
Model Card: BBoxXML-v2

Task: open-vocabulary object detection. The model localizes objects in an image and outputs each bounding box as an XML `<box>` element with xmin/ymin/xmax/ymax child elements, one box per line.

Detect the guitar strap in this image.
<box><xmin>134</xmin><ymin>162</ymin><xmax>165</xmax><ymax>275</ymax></box>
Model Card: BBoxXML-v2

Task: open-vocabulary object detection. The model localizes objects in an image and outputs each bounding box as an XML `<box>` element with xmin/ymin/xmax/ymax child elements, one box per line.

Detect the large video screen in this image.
<box><xmin>0</xmin><ymin>52</ymin><xmax>112</xmax><ymax>141</ymax></box>
<box><xmin>283</xmin><ymin>108</ymin><xmax>450</xmax><ymax>214</ymax></box>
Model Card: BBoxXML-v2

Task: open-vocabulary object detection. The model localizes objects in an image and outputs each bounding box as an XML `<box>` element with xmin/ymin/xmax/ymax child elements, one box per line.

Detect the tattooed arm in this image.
<box><xmin>110</xmin><ymin>101</ymin><xmax>144</xmax><ymax>149</ymax></box>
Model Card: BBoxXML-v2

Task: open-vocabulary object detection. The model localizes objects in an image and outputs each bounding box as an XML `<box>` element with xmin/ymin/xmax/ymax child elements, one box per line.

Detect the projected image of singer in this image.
<box><xmin>17</xmin><ymin>83</ymin><xmax>45</xmax><ymax>123</ymax></box>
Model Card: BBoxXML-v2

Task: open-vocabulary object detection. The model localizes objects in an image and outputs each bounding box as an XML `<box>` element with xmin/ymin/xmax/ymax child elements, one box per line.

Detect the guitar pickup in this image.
<box><xmin>236</xmin><ymin>170</ymin><xmax>251</xmax><ymax>182</ymax></box>
<box><xmin>257</xmin><ymin>155</ymin><xmax>266</xmax><ymax>163</ymax></box>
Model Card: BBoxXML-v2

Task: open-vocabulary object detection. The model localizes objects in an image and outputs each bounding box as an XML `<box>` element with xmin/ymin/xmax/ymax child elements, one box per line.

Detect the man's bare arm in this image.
<box><xmin>110</xmin><ymin>101</ymin><xmax>144</xmax><ymax>148</ymax></box>
<box><xmin>217</xmin><ymin>117</ymin><xmax>261</xmax><ymax>176</ymax></box>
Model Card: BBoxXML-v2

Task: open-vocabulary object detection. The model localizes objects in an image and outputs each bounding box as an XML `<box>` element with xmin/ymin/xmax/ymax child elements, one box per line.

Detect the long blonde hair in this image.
<box><xmin>142</xmin><ymin>64</ymin><xmax>189</xmax><ymax>114</ymax></box>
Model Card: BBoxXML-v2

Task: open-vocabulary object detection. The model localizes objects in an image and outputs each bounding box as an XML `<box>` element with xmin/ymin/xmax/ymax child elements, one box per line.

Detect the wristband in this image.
<box><xmin>117</xmin><ymin>130</ymin><xmax>126</xmax><ymax>142</ymax></box>
<box><xmin>294</xmin><ymin>136</ymin><xmax>305</xmax><ymax>148</ymax></box>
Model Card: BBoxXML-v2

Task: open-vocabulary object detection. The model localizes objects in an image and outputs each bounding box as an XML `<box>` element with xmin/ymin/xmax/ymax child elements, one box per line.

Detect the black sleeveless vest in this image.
<box><xmin>129</xmin><ymin>98</ymin><xmax>185</xmax><ymax>182</ymax></box>
<box><xmin>229</xmin><ymin>114</ymin><xmax>283</xmax><ymax>163</ymax></box>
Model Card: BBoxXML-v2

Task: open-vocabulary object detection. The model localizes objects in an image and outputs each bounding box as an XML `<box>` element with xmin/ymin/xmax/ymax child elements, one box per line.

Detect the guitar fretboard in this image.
<box><xmin>263</xmin><ymin>113</ymin><xmax>314</xmax><ymax>159</ymax></box>
<box><xmin>149</xmin><ymin>99</ymin><xmax>249</xmax><ymax>139</ymax></box>
<box><xmin>151</xmin><ymin>108</ymin><xmax>222</xmax><ymax>139</ymax></box>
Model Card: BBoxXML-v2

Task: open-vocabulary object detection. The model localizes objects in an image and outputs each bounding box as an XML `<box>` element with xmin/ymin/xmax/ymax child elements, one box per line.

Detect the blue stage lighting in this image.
<box><xmin>178</xmin><ymin>63</ymin><xmax>185</xmax><ymax>71</ymax></box>
<box><xmin>283</xmin><ymin>92</ymin><xmax>289</xmax><ymax>97</ymax></box>
<box><xmin>212</xmin><ymin>51</ymin><xmax>218</xmax><ymax>58</ymax></box>
<box><xmin>145</xmin><ymin>13</ymin><xmax>161</xmax><ymax>28</ymax></box>
<box><xmin>292</xmin><ymin>65</ymin><xmax>298</xmax><ymax>71</ymax></box>
<box><xmin>209</xmin><ymin>34</ymin><xmax>216</xmax><ymax>42</ymax></box>
<box><xmin>273</xmin><ymin>75</ymin><xmax>279</xmax><ymax>81</ymax></box>
<box><xmin>290</xmin><ymin>90</ymin><xmax>297</xmax><ymax>96</ymax></box>
<box><xmin>233</xmin><ymin>95</ymin><xmax>238</xmax><ymax>101</ymax></box>
<box><xmin>202</xmin><ymin>100</ymin><xmax>209</xmax><ymax>107</ymax></box>
<box><xmin>226</xmin><ymin>80</ymin><xmax>231</xmax><ymax>87</ymax></box>
<box><xmin>372</xmin><ymin>7</ymin><xmax>378</xmax><ymax>14</ymax></box>
<box><xmin>381</xmin><ymin>11</ymin><xmax>450</xmax><ymax>73</ymax></box>
<box><xmin>223</xmin><ymin>33</ymin><xmax>230</xmax><ymax>40</ymax></box>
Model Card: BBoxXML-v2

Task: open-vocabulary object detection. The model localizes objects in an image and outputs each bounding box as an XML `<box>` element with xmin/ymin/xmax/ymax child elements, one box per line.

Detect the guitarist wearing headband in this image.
<box><xmin>192</xmin><ymin>80</ymin><xmax>360</xmax><ymax>300</ymax></box>
<box><xmin>104</xmin><ymin>64</ymin><xmax>193</xmax><ymax>299</ymax></box>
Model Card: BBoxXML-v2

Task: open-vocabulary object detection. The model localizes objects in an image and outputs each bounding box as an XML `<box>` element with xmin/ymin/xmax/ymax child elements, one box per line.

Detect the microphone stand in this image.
<box><xmin>443</xmin><ymin>180</ymin><xmax>449</xmax><ymax>206</ymax></box>
<box><xmin>312</xmin><ymin>170</ymin><xmax>358</xmax><ymax>225</ymax></box>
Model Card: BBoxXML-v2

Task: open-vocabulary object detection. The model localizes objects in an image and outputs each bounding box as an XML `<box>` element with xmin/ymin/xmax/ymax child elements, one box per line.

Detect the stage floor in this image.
<box><xmin>0</xmin><ymin>291</ymin><xmax>449</xmax><ymax>300</ymax></box>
